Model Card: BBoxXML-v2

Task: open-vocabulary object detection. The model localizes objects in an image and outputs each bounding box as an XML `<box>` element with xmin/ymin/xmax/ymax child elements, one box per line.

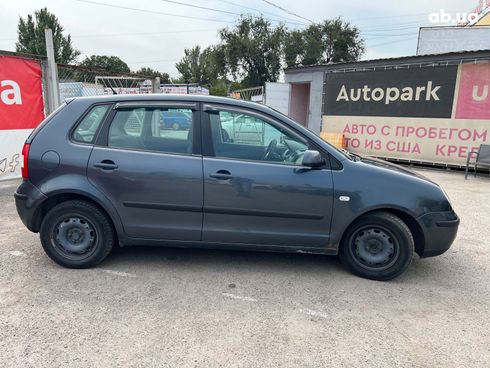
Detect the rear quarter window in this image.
<box><xmin>72</xmin><ymin>104</ymin><xmax>111</xmax><ymax>143</ymax></box>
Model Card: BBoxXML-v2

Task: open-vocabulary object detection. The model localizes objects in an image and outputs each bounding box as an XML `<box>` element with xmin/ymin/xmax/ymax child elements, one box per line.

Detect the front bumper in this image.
<box><xmin>417</xmin><ymin>210</ymin><xmax>460</xmax><ymax>257</ymax></box>
<box><xmin>14</xmin><ymin>180</ymin><xmax>47</xmax><ymax>233</ymax></box>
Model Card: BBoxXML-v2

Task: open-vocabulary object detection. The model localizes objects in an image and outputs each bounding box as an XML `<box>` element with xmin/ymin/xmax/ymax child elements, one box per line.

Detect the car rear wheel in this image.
<box><xmin>339</xmin><ymin>212</ymin><xmax>414</xmax><ymax>281</ymax></box>
<box><xmin>40</xmin><ymin>200</ymin><xmax>115</xmax><ymax>268</ymax></box>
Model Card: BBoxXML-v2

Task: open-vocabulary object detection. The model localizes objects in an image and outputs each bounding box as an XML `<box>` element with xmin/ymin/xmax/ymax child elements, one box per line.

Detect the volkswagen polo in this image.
<box><xmin>14</xmin><ymin>95</ymin><xmax>459</xmax><ymax>280</ymax></box>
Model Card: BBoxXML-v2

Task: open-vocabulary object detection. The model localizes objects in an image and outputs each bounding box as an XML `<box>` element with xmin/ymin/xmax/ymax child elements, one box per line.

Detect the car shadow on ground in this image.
<box><xmin>92</xmin><ymin>242</ymin><xmax>452</xmax><ymax>285</ymax></box>
<box><xmin>103</xmin><ymin>244</ymin><xmax>347</xmax><ymax>277</ymax></box>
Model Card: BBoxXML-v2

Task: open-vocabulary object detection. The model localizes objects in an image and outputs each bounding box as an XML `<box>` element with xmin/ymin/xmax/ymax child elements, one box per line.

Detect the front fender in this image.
<box><xmin>328</xmin><ymin>160</ymin><xmax>450</xmax><ymax>251</ymax></box>
<box><xmin>328</xmin><ymin>202</ymin><xmax>418</xmax><ymax>250</ymax></box>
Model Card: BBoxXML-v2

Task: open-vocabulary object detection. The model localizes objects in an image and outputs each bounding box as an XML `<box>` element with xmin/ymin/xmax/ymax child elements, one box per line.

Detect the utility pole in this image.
<box><xmin>151</xmin><ymin>77</ymin><xmax>160</xmax><ymax>93</ymax></box>
<box><xmin>44</xmin><ymin>28</ymin><xmax>60</xmax><ymax>113</ymax></box>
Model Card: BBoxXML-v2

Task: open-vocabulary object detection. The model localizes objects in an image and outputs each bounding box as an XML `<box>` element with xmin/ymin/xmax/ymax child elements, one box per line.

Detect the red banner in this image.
<box><xmin>455</xmin><ymin>63</ymin><xmax>490</xmax><ymax>120</ymax></box>
<box><xmin>0</xmin><ymin>55</ymin><xmax>44</xmax><ymax>130</ymax></box>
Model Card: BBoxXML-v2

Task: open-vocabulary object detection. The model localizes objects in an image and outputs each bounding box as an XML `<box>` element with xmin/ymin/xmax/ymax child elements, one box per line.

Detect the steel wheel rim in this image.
<box><xmin>51</xmin><ymin>216</ymin><xmax>98</xmax><ymax>261</ymax></box>
<box><xmin>348</xmin><ymin>225</ymin><xmax>400</xmax><ymax>271</ymax></box>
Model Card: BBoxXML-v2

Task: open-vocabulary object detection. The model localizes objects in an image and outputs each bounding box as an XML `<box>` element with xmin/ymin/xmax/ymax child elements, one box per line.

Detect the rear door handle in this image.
<box><xmin>209</xmin><ymin>170</ymin><xmax>232</xmax><ymax>180</ymax></box>
<box><xmin>94</xmin><ymin>160</ymin><xmax>118</xmax><ymax>170</ymax></box>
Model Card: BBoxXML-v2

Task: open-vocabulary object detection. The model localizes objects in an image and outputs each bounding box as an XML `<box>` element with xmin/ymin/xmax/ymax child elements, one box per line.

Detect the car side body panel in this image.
<box><xmin>14</xmin><ymin>94</ymin><xmax>458</xmax><ymax>259</ymax></box>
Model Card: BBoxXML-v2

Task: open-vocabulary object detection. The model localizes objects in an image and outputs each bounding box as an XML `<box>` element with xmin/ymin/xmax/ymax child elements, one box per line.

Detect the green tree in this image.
<box><xmin>284</xmin><ymin>18</ymin><xmax>364</xmax><ymax>67</ymax></box>
<box><xmin>283</xmin><ymin>29</ymin><xmax>304</xmax><ymax>68</ymax></box>
<box><xmin>209</xmin><ymin>79</ymin><xmax>228</xmax><ymax>96</ymax></box>
<box><xmin>135</xmin><ymin>67</ymin><xmax>170</xmax><ymax>84</ymax></box>
<box><xmin>15</xmin><ymin>7</ymin><xmax>80</xmax><ymax>63</ymax></box>
<box><xmin>218</xmin><ymin>16</ymin><xmax>285</xmax><ymax>88</ymax></box>
<box><xmin>80</xmin><ymin>55</ymin><xmax>130</xmax><ymax>73</ymax></box>
<box><xmin>200</xmin><ymin>46</ymin><xmax>224</xmax><ymax>85</ymax></box>
<box><xmin>176</xmin><ymin>46</ymin><xmax>202</xmax><ymax>84</ymax></box>
<box><xmin>175</xmin><ymin>46</ymin><xmax>222</xmax><ymax>86</ymax></box>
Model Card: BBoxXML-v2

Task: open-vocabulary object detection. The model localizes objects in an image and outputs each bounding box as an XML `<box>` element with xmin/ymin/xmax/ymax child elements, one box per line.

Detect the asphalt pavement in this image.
<box><xmin>0</xmin><ymin>168</ymin><xmax>489</xmax><ymax>367</ymax></box>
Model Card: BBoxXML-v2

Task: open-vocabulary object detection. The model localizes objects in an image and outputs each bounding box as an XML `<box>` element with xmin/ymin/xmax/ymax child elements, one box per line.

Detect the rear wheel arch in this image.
<box><xmin>32</xmin><ymin>191</ymin><xmax>121</xmax><ymax>240</ymax></box>
<box><xmin>39</xmin><ymin>199</ymin><xmax>115</xmax><ymax>268</ymax></box>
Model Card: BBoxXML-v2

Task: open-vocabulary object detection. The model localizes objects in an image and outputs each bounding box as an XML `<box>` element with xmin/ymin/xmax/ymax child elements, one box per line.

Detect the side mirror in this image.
<box><xmin>302</xmin><ymin>150</ymin><xmax>325</xmax><ymax>168</ymax></box>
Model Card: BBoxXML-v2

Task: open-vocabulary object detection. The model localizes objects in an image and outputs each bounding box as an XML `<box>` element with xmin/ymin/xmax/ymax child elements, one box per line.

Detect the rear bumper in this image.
<box><xmin>14</xmin><ymin>180</ymin><xmax>47</xmax><ymax>233</ymax></box>
<box><xmin>417</xmin><ymin>210</ymin><xmax>460</xmax><ymax>258</ymax></box>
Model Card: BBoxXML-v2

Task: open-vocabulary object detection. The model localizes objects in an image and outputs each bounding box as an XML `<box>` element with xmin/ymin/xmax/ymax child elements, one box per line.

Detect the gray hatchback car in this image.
<box><xmin>15</xmin><ymin>95</ymin><xmax>459</xmax><ymax>280</ymax></box>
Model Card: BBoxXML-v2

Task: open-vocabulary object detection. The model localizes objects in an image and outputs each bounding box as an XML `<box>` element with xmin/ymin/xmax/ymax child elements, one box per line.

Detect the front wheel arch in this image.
<box><xmin>338</xmin><ymin>208</ymin><xmax>425</xmax><ymax>257</ymax></box>
<box><xmin>338</xmin><ymin>210</ymin><xmax>415</xmax><ymax>280</ymax></box>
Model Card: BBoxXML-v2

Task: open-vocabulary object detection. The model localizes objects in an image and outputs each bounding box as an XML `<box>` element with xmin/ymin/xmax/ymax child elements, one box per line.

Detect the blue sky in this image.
<box><xmin>0</xmin><ymin>0</ymin><xmax>478</xmax><ymax>77</ymax></box>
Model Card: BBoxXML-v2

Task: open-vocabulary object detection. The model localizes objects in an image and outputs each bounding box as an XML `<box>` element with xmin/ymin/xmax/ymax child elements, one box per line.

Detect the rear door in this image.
<box><xmin>87</xmin><ymin>102</ymin><xmax>203</xmax><ymax>241</ymax></box>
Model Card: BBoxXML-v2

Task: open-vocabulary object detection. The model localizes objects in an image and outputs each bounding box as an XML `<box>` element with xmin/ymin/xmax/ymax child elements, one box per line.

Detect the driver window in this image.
<box><xmin>209</xmin><ymin>110</ymin><xmax>308</xmax><ymax>165</ymax></box>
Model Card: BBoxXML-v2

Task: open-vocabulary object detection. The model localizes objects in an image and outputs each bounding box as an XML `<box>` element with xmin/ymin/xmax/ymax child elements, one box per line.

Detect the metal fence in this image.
<box><xmin>230</xmin><ymin>86</ymin><xmax>264</xmax><ymax>103</ymax></box>
<box><xmin>57</xmin><ymin>64</ymin><xmax>154</xmax><ymax>101</ymax></box>
<box><xmin>159</xmin><ymin>83</ymin><xmax>210</xmax><ymax>95</ymax></box>
<box><xmin>56</xmin><ymin>66</ymin><xmax>212</xmax><ymax>103</ymax></box>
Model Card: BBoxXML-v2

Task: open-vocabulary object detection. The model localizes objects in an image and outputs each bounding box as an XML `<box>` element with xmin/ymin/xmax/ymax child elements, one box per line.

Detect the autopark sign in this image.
<box><xmin>322</xmin><ymin>63</ymin><xmax>490</xmax><ymax>166</ymax></box>
<box><xmin>0</xmin><ymin>55</ymin><xmax>44</xmax><ymax>180</ymax></box>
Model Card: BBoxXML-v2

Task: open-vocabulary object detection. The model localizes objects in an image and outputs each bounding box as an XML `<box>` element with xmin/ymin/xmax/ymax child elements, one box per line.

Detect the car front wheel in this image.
<box><xmin>40</xmin><ymin>200</ymin><xmax>115</xmax><ymax>268</ymax></box>
<box><xmin>339</xmin><ymin>212</ymin><xmax>414</xmax><ymax>281</ymax></box>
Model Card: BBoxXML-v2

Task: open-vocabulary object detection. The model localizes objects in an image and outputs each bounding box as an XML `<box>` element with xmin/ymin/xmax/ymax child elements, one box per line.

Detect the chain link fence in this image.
<box><xmin>57</xmin><ymin>64</ymin><xmax>153</xmax><ymax>100</ymax></box>
<box><xmin>56</xmin><ymin>65</ymin><xmax>211</xmax><ymax>101</ymax></box>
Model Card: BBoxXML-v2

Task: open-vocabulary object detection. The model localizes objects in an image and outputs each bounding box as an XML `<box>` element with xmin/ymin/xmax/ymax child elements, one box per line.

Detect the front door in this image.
<box><xmin>202</xmin><ymin>106</ymin><xmax>334</xmax><ymax>248</ymax></box>
<box><xmin>87</xmin><ymin>103</ymin><xmax>203</xmax><ymax>241</ymax></box>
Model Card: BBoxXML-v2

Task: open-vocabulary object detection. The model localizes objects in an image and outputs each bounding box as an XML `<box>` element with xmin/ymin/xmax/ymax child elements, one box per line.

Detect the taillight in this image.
<box><xmin>21</xmin><ymin>143</ymin><xmax>30</xmax><ymax>179</ymax></box>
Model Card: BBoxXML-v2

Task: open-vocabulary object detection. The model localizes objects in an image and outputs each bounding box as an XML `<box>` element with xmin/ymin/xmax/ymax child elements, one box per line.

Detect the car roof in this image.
<box><xmin>70</xmin><ymin>94</ymin><xmax>271</xmax><ymax>113</ymax></box>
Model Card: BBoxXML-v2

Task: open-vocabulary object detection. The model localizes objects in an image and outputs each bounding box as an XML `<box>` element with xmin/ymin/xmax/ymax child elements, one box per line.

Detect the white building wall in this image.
<box><xmin>264</xmin><ymin>82</ymin><xmax>291</xmax><ymax>115</ymax></box>
<box><xmin>284</xmin><ymin>70</ymin><xmax>324</xmax><ymax>134</ymax></box>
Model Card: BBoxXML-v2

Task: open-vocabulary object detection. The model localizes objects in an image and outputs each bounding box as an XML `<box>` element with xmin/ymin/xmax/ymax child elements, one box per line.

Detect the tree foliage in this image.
<box><xmin>174</xmin><ymin>16</ymin><xmax>364</xmax><ymax>94</ymax></box>
<box><xmin>209</xmin><ymin>79</ymin><xmax>228</xmax><ymax>96</ymax></box>
<box><xmin>175</xmin><ymin>46</ymin><xmax>222</xmax><ymax>86</ymax></box>
<box><xmin>15</xmin><ymin>7</ymin><xmax>80</xmax><ymax>64</ymax></box>
<box><xmin>284</xmin><ymin>18</ymin><xmax>364</xmax><ymax>67</ymax></box>
<box><xmin>135</xmin><ymin>67</ymin><xmax>170</xmax><ymax>83</ymax></box>
<box><xmin>80</xmin><ymin>55</ymin><xmax>130</xmax><ymax>73</ymax></box>
<box><xmin>218</xmin><ymin>16</ymin><xmax>285</xmax><ymax>88</ymax></box>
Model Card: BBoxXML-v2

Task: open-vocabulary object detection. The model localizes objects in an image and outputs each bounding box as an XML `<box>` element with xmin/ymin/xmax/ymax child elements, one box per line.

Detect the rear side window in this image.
<box><xmin>108</xmin><ymin>107</ymin><xmax>193</xmax><ymax>155</ymax></box>
<box><xmin>72</xmin><ymin>105</ymin><xmax>110</xmax><ymax>143</ymax></box>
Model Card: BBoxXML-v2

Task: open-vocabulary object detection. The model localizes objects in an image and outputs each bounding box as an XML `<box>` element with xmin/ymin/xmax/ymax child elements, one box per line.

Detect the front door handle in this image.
<box><xmin>210</xmin><ymin>170</ymin><xmax>232</xmax><ymax>180</ymax></box>
<box><xmin>94</xmin><ymin>160</ymin><xmax>118</xmax><ymax>170</ymax></box>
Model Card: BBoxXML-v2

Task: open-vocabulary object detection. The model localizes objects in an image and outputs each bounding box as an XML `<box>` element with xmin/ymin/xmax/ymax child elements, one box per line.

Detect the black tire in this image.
<box><xmin>40</xmin><ymin>200</ymin><xmax>115</xmax><ymax>268</ymax></box>
<box><xmin>339</xmin><ymin>212</ymin><xmax>414</xmax><ymax>281</ymax></box>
